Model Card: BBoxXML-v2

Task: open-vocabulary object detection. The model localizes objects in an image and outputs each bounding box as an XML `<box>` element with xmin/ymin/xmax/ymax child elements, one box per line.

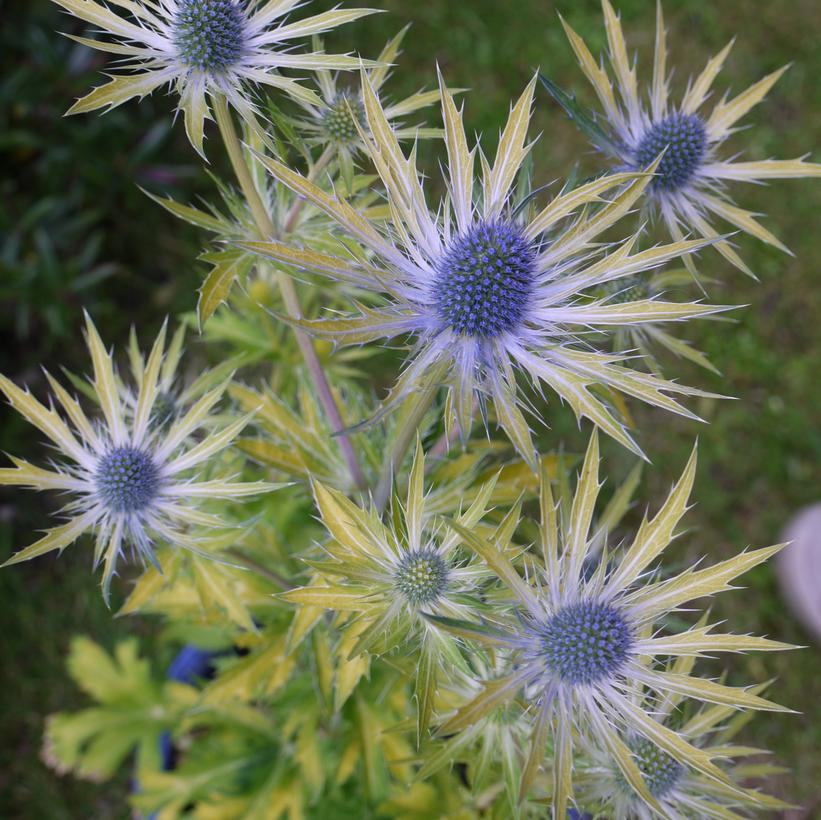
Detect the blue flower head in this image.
<box><xmin>174</xmin><ymin>0</ymin><xmax>247</xmax><ymax>72</ymax></box>
<box><xmin>634</xmin><ymin>113</ymin><xmax>707</xmax><ymax>192</ymax></box>
<box><xmin>433</xmin><ymin>219</ymin><xmax>537</xmax><ymax>337</ymax></box>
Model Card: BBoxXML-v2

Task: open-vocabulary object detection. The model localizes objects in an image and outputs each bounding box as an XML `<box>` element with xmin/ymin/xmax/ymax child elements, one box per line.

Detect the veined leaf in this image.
<box><xmin>197</xmin><ymin>249</ymin><xmax>254</xmax><ymax>326</ymax></box>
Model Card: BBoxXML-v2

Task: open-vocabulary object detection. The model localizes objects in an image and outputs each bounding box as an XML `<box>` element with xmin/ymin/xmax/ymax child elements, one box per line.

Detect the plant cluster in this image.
<box><xmin>3</xmin><ymin>1</ymin><xmax>819</xmax><ymax>817</ymax></box>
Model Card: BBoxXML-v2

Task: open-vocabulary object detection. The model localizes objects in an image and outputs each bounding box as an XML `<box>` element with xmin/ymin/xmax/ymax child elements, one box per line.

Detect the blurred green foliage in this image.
<box><xmin>1</xmin><ymin>0</ymin><xmax>820</xmax><ymax>816</ymax></box>
<box><xmin>0</xmin><ymin>3</ymin><xmax>209</xmax><ymax>365</ymax></box>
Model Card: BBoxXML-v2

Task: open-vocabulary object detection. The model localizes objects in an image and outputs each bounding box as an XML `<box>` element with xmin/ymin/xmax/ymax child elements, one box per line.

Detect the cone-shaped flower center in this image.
<box><xmin>322</xmin><ymin>92</ymin><xmax>366</xmax><ymax>144</ymax></box>
<box><xmin>174</xmin><ymin>0</ymin><xmax>247</xmax><ymax>72</ymax></box>
<box><xmin>96</xmin><ymin>447</ymin><xmax>161</xmax><ymax>514</ymax></box>
<box><xmin>540</xmin><ymin>600</ymin><xmax>634</xmax><ymax>685</ymax></box>
<box><xmin>635</xmin><ymin>113</ymin><xmax>707</xmax><ymax>191</ymax></box>
<box><xmin>433</xmin><ymin>219</ymin><xmax>536</xmax><ymax>337</ymax></box>
<box><xmin>599</xmin><ymin>273</ymin><xmax>649</xmax><ymax>305</ymax></box>
<box><xmin>630</xmin><ymin>738</ymin><xmax>685</xmax><ymax>798</ymax></box>
<box><xmin>395</xmin><ymin>549</ymin><xmax>449</xmax><ymax>605</ymax></box>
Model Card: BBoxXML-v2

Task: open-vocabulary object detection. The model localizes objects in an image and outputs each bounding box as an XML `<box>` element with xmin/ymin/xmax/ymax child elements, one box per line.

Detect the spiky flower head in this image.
<box><xmin>243</xmin><ymin>70</ymin><xmax>730</xmax><ymax>464</ymax></box>
<box><xmin>294</xmin><ymin>28</ymin><xmax>445</xmax><ymax>188</ymax></box>
<box><xmin>634</xmin><ymin>113</ymin><xmax>707</xmax><ymax>193</ymax></box>
<box><xmin>321</xmin><ymin>91</ymin><xmax>367</xmax><ymax>145</ymax></box>
<box><xmin>281</xmin><ymin>441</ymin><xmax>505</xmax><ymax>743</ymax></box>
<box><xmin>575</xmin><ymin>667</ymin><xmax>794</xmax><ymax>818</ymax></box>
<box><xmin>0</xmin><ymin>315</ymin><xmax>277</xmax><ymax>602</ymax></box>
<box><xmin>428</xmin><ymin>433</ymin><xmax>793</xmax><ymax>815</ymax></box>
<box><xmin>51</xmin><ymin>0</ymin><xmax>381</xmax><ymax>155</ymax></box>
<box><xmin>549</xmin><ymin>0</ymin><xmax>821</xmax><ymax>276</ymax></box>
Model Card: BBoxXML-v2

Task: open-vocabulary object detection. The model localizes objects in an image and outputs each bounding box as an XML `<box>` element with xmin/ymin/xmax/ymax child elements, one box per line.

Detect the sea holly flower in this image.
<box><xmin>546</xmin><ymin>0</ymin><xmax>821</xmax><ymax>276</ymax></box>
<box><xmin>280</xmin><ymin>442</ymin><xmax>508</xmax><ymax>744</ymax></box>
<box><xmin>294</xmin><ymin>28</ymin><xmax>446</xmax><ymax>190</ymax></box>
<box><xmin>575</xmin><ymin>663</ymin><xmax>794</xmax><ymax>818</ymax></box>
<box><xmin>426</xmin><ymin>432</ymin><xmax>793</xmax><ymax>815</ymax></box>
<box><xmin>51</xmin><ymin>0</ymin><xmax>381</xmax><ymax>155</ymax></box>
<box><xmin>0</xmin><ymin>314</ymin><xmax>277</xmax><ymax>602</ymax></box>
<box><xmin>242</xmin><ymin>71</ymin><xmax>731</xmax><ymax>465</ymax></box>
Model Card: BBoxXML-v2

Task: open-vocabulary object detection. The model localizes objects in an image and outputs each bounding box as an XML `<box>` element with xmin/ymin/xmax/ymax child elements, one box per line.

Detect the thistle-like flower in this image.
<box><xmin>242</xmin><ymin>71</ymin><xmax>730</xmax><ymax>464</ymax></box>
<box><xmin>428</xmin><ymin>432</ymin><xmax>793</xmax><ymax>815</ymax></box>
<box><xmin>0</xmin><ymin>315</ymin><xmax>276</xmax><ymax>602</ymax></box>
<box><xmin>575</xmin><ymin>669</ymin><xmax>794</xmax><ymax>818</ymax></box>
<box><xmin>294</xmin><ymin>28</ymin><xmax>445</xmax><ymax>189</ymax></box>
<box><xmin>548</xmin><ymin>0</ymin><xmax>821</xmax><ymax>275</ymax></box>
<box><xmin>52</xmin><ymin>0</ymin><xmax>380</xmax><ymax>155</ymax></box>
<box><xmin>281</xmin><ymin>441</ymin><xmax>506</xmax><ymax>742</ymax></box>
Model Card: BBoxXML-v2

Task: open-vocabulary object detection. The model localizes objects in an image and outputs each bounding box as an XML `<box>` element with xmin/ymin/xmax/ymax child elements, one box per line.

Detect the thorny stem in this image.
<box><xmin>212</xmin><ymin>95</ymin><xmax>366</xmax><ymax>491</ymax></box>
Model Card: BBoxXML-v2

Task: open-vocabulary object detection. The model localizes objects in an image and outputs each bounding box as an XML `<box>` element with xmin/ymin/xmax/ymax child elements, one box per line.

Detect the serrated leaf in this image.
<box><xmin>197</xmin><ymin>249</ymin><xmax>254</xmax><ymax>326</ymax></box>
<box><xmin>539</xmin><ymin>73</ymin><xmax>623</xmax><ymax>156</ymax></box>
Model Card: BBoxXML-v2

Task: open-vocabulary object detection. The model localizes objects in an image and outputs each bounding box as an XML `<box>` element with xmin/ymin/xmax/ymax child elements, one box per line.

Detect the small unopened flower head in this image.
<box><xmin>626</xmin><ymin>739</ymin><xmax>685</xmax><ymax>799</ymax></box>
<box><xmin>418</xmin><ymin>654</ymin><xmax>534</xmax><ymax>816</ymax></box>
<box><xmin>395</xmin><ymin>548</ymin><xmax>450</xmax><ymax>606</ymax></box>
<box><xmin>538</xmin><ymin>600</ymin><xmax>634</xmax><ymax>685</ymax></box>
<box><xmin>433</xmin><ymin>219</ymin><xmax>537</xmax><ymax>337</ymax></box>
<box><xmin>599</xmin><ymin>273</ymin><xmax>649</xmax><ymax>305</ymax></box>
<box><xmin>293</xmin><ymin>27</ymin><xmax>444</xmax><ymax>174</ymax></box>
<box><xmin>634</xmin><ymin>113</ymin><xmax>707</xmax><ymax>192</ymax></box>
<box><xmin>152</xmin><ymin>391</ymin><xmax>179</xmax><ymax>428</ymax></box>
<box><xmin>322</xmin><ymin>92</ymin><xmax>367</xmax><ymax>145</ymax></box>
<box><xmin>576</xmin><ymin>677</ymin><xmax>793</xmax><ymax>818</ymax></box>
<box><xmin>173</xmin><ymin>0</ymin><xmax>247</xmax><ymax>72</ymax></box>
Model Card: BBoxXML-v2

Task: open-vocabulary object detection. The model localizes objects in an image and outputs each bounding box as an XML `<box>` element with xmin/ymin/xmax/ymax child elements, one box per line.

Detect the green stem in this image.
<box><xmin>226</xmin><ymin>548</ymin><xmax>292</xmax><ymax>592</ymax></box>
<box><xmin>212</xmin><ymin>95</ymin><xmax>366</xmax><ymax>491</ymax></box>
<box><xmin>427</xmin><ymin>398</ymin><xmax>477</xmax><ymax>465</ymax></box>
<box><xmin>373</xmin><ymin>386</ymin><xmax>438</xmax><ymax>512</ymax></box>
<box><xmin>212</xmin><ymin>96</ymin><xmax>274</xmax><ymax>237</ymax></box>
<box><xmin>283</xmin><ymin>144</ymin><xmax>334</xmax><ymax>235</ymax></box>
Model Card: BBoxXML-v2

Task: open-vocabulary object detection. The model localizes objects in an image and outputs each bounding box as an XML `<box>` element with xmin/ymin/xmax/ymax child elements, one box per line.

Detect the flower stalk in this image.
<box><xmin>212</xmin><ymin>94</ymin><xmax>366</xmax><ymax>491</ymax></box>
<box><xmin>373</xmin><ymin>384</ymin><xmax>438</xmax><ymax>511</ymax></box>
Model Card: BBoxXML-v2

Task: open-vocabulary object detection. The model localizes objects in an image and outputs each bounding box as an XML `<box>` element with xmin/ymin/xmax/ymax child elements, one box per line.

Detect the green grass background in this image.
<box><xmin>1</xmin><ymin>0</ymin><xmax>820</xmax><ymax>816</ymax></box>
